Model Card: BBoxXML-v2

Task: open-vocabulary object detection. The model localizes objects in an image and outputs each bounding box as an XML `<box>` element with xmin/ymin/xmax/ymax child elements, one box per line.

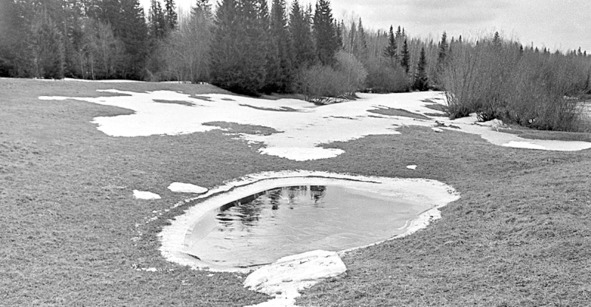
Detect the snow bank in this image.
<box><xmin>39</xmin><ymin>90</ymin><xmax>591</xmax><ymax>160</ymax></box>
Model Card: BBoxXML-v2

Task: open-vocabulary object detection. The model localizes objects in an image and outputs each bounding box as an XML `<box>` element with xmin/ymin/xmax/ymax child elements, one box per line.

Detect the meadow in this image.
<box><xmin>1</xmin><ymin>78</ymin><xmax>591</xmax><ymax>306</ymax></box>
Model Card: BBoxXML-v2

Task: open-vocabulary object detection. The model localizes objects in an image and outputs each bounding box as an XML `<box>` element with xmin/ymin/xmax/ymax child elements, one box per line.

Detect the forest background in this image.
<box><xmin>1</xmin><ymin>0</ymin><xmax>590</xmax><ymax>131</ymax></box>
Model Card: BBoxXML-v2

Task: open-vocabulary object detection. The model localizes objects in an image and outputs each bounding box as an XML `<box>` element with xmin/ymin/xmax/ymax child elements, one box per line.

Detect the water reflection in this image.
<box><xmin>216</xmin><ymin>186</ymin><xmax>327</xmax><ymax>228</ymax></box>
<box><xmin>186</xmin><ymin>184</ymin><xmax>419</xmax><ymax>268</ymax></box>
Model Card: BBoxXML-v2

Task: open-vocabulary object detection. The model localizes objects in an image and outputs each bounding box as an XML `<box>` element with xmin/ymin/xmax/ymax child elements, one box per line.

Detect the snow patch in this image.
<box><xmin>168</xmin><ymin>182</ymin><xmax>208</xmax><ymax>194</ymax></box>
<box><xmin>439</xmin><ymin>115</ymin><xmax>591</xmax><ymax>151</ymax></box>
<box><xmin>244</xmin><ymin>250</ymin><xmax>347</xmax><ymax>307</ymax></box>
<box><xmin>502</xmin><ymin>141</ymin><xmax>547</xmax><ymax>150</ymax></box>
<box><xmin>133</xmin><ymin>190</ymin><xmax>161</xmax><ymax>200</ymax></box>
<box><xmin>136</xmin><ymin>267</ymin><xmax>158</xmax><ymax>272</ymax></box>
<box><xmin>39</xmin><ymin>90</ymin><xmax>591</xmax><ymax>159</ymax></box>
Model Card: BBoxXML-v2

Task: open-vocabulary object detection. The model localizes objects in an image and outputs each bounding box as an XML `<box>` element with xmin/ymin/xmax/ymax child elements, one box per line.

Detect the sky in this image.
<box><xmin>140</xmin><ymin>0</ymin><xmax>591</xmax><ymax>53</ymax></box>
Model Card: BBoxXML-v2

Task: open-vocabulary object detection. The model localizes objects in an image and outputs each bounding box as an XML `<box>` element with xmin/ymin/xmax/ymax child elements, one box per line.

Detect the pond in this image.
<box><xmin>161</xmin><ymin>172</ymin><xmax>459</xmax><ymax>271</ymax></box>
<box><xmin>184</xmin><ymin>184</ymin><xmax>417</xmax><ymax>268</ymax></box>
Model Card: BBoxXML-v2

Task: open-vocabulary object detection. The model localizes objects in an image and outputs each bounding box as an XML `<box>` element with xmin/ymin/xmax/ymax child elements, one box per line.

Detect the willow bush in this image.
<box><xmin>442</xmin><ymin>34</ymin><xmax>591</xmax><ymax>131</ymax></box>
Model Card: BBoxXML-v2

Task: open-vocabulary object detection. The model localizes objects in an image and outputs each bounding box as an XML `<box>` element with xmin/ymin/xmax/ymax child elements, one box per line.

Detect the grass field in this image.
<box><xmin>2</xmin><ymin>78</ymin><xmax>591</xmax><ymax>306</ymax></box>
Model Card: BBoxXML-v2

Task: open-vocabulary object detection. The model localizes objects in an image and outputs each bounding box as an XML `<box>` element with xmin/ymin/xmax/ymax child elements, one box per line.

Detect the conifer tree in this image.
<box><xmin>335</xmin><ymin>20</ymin><xmax>344</xmax><ymax>49</ymax></box>
<box><xmin>194</xmin><ymin>0</ymin><xmax>213</xmax><ymax>19</ymax></box>
<box><xmin>313</xmin><ymin>0</ymin><xmax>338</xmax><ymax>65</ymax></box>
<box><xmin>413</xmin><ymin>47</ymin><xmax>429</xmax><ymax>91</ymax></box>
<box><xmin>0</xmin><ymin>0</ymin><xmax>25</xmax><ymax>76</ymax></box>
<box><xmin>164</xmin><ymin>0</ymin><xmax>178</xmax><ymax>32</ymax></box>
<box><xmin>383</xmin><ymin>25</ymin><xmax>397</xmax><ymax>64</ymax></box>
<box><xmin>210</xmin><ymin>0</ymin><xmax>240</xmax><ymax>89</ymax></box>
<box><xmin>267</xmin><ymin>0</ymin><xmax>294</xmax><ymax>92</ymax></box>
<box><xmin>119</xmin><ymin>0</ymin><xmax>148</xmax><ymax>79</ymax></box>
<box><xmin>149</xmin><ymin>0</ymin><xmax>166</xmax><ymax>40</ymax></box>
<box><xmin>289</xmin><ymin>0</ymin><xmax>316</xmax><ymax>69</ymax></box>
<box><xmin>30</xmin><ymin>6</ymin><xmax>65</xmax><ymax>79</ymax></box>
<box><xmin>434</xmin><ymin>31</ymin><xmax>448</xmax><ymax>86</ymax></box>
<box><xmin>437</xmin><ymin>31</ymin><xmax>448</xmax><ymax>66</ymax></box>
<box><xmin>355</xmin><ymin>18</ymin><xmax>368</xmax><ymax>61</ymax></box>
<box><xmin>210</xmin><ymin>0</ymin><xmax>266</xmax><ymax>94</ymax></box>
<box><xmin>401</xmin><ymin>39</ymin><xmax>410</xmax><ymax>74</ymax></box>
<box><xmin>349</xmin><ymin>20</ymin><xmax>357</xmax><ymax>55</ymax></box>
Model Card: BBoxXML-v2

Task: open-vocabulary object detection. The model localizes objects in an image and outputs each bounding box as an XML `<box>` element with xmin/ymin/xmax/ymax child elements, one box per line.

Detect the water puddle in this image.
<box><xmin>159</xmin><ymin>171</ymin><xmax>460</xmax><ymax>272</ymax></box>
<box><xmin>185</xmin><ymin>185</ymin><xmax>417</xmax><ymax>268</ymax></box>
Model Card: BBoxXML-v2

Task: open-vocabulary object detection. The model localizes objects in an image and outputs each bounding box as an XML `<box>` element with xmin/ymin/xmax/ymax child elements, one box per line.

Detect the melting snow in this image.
<box><xmin>244</xmin><ymin>250</ymin><xmax>347</xmax><ymax>307</ymax></box>
<box><xmin>502</xmin><ymin>141</ymin><xmax>547</xmax><ymax>150</ymax></box>
<box><xmin>133</xmin><ymin>190</ymin><xmax>161</xmax><ymax>200</ymax></box>
<box><xmin>168</xmin><ymin>182</ymin><xmax>208</xmax><ymax>194</ymax></box>
<box><xmin>39</xmin><ymin>90</ymin><xmax>591</xmax><ymax>160</ymax></box>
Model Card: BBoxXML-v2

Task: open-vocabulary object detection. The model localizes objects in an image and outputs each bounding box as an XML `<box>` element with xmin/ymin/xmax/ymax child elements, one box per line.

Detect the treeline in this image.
<box><xmin>1</xmin><ymin>0</ymin><xmax>590</xmax><ymax>130</ymax></box>
<box><xmin>0</xmin><ymin>0</ymin><xmax>152</xmax><ymax>80</ymax></box>
<box><xmin>0</xmin><ymin>0</ymin><xmax>438</xmax><ymax>98</ymax></box>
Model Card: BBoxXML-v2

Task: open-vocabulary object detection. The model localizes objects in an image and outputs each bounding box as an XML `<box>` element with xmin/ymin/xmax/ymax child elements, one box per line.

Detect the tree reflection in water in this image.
<box><xmin>216</xmin><ymin>185</ymin><xmax>327</xmax><ymax>228</ymax></box>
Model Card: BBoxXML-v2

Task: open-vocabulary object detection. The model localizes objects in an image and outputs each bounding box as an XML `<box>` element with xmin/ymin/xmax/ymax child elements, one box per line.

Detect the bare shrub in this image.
<box><xmin>506</xmin><ymin>53</ymin><xmax>582</xmax><ymax>131</ymax></box>
<box><xmin>442</xmin><ymin>34</ymin><xmax>589</xmax><ymax>131</ymax></box>
<box><xmin>364</xmin><ymin>57</ymin><xmax>409</xmax><ymax>93</ymax></box>
<box><xmin>441</xmin><ymin>43</ymin><xmax>483</xmax><ymax>119</ymax></box>
<box><xmin>296</xmin><ymin>52</ymin><xmax>368</xmax><ymax>101</ymax></box>
<box><xmin>334</xmin><ymin>51</ymin><xmax>368</xmax><ymax>93</ymax></box>
<box><xmin>295</xmin><ymin>65</ymin><xmax>349</xmax><ymax>101</ymax></box>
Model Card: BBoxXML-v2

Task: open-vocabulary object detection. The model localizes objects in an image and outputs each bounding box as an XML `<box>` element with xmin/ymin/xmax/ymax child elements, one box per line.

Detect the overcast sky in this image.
<box><xmin>141</xmin><ymin>0</ymin><xmax>591</xmax><ymax>52</ymax></box>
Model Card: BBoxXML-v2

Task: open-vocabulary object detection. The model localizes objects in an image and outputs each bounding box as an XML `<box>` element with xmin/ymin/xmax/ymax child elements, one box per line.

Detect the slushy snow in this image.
<box><xmin>39</xmin><ymin>89</ymin><xmax>591</xmax><ymax>161</ymax></box>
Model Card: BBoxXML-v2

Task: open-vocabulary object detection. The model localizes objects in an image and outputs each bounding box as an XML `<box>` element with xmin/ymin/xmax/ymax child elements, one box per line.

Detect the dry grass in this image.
<box><xmin>368</xmin><ymin>108</ymin><xmax>431</xmax><ymax>120</ymax></box>
<box><xmin>499</xmin><ymin>127</ymin><xmax>591</xmax><ymax>142</ymax></box>
<box><xmin>2</xmin><ymin>78</ymin><xmax>591</xmax><ymax>306</ymax></box>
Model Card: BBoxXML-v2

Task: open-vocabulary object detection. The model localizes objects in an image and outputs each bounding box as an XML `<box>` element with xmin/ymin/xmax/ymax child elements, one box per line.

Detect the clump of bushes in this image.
<box><xmin>364</xmin><ymin>58</ymin><xmax>409</xmax><ymax>93</ymax></box>
<box><xmin>295</xmin><ymin>51</ymin><xmax>367</xmax><ymax>102</ymax></box>
<box><xmin>442</xmin><ymin>34</ymin><xmax>591</xmax><ymax>131</ymax></box>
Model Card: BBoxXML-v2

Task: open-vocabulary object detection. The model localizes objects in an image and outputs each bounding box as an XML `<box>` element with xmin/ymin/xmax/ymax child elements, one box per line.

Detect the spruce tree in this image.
<box><xmin>437</xmin><ymin>32</ymin><xmax>448</xmax><ymax>66</ymax></box>
<box><xmin>313</xmin><ymin>0</ymin><xmax>338</xmax><ymax>66</ymax></box>
<box><xmin>383</xmin><ymin>25</ymin><xmax>397</xmax><ymax>64</ymax></box>
<box><xmin>401</xmin><ymin>39</ymin><xmax>410</xmax><ymax>74</ymax></box>
<box><xmin>435</xmin><ymin>31</ymin><xmax>448</xmax><ymax>86</ymax></box>
<box><xmin>413</xmin><ymin>47</ymin><xmax>428</xmax><ymax>91</ymax></box>
<box><xmin>355</xmin><ymin>18</ymin><xmax>368</xmax><ymax>61</ymax></box>
<box><xmin>267</xmin><ymin>0</ymin><xmax>294</xmax><ymax>93</ymax></box>
<box><xmin>288</xmin><ymin>0</ymin><xmax>315</xmax><ymax>69</ymax></box>
<box><xmin>210</xmin><ymin>0</ymin><xmax>266</xmax><ymax>95</ymax></box>
<box><xmin>149</xmin><ymin>0</ymin><xmax>166</xmax><ymax>40</ymax></box>
<box><xmin>0</xmin><ymin>0</ymin><xmax>24</xmax><ymax>76</ymax></box>
<box><xmin>349</xmin><ymin>20</ymin><xmax>357</xmax><ymax>55</ymax></box>
<box><xmin>31</xmin><ymin>7</ymin><xmax>65</xmax><ymax>79</ymax></box>
<box><xmin>194</xmin><ymin>0</ymin><xmax>213</xmax><ymax>18</ymax></box>
<box><xmin>210</xmin><ymin>0</ymin><xmax>240</xmax><ymax>90</ymax></box>
<box><xmin>492</xmin><ymin>31</ymin><xmax>502</xmax><ymax>49</ymax></box>
<box><xmin>164</xmin><ymin>0</ymin><xmax>178</xmax><ymax>32</ymax></box>
<box><xmin>335</xmin><ymin>20</ymin><xmax>343</xmax><ymax>49</ymax></box>
<box><xmin>119</xmin><ymin>0</ymin><xmax>148</xmax><ymax>79</ymax></box>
